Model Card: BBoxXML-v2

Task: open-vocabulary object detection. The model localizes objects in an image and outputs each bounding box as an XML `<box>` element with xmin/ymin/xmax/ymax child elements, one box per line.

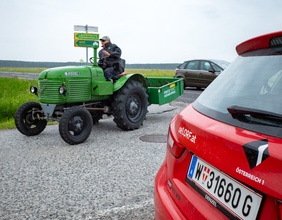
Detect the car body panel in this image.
<box><xmin>176</xmin><ymin>69</ymin><xmax>201</xmax><ymax>87</ymax></box>
<box><xmin>155</xmin><ymin>30</ymin><xmax>282</xmax><ymax>219</ymax></box>
<box><xmin>155</xmin><ymin>105</ymin><xmax>281</xmax><ymax>219</ymax></box>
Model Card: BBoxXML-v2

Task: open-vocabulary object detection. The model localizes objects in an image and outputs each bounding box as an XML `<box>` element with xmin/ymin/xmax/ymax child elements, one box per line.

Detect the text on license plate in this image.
<box><xmin>186</xmin><ymin>155</ymin><xmax>262</xmax><ymax>220</ymax></box>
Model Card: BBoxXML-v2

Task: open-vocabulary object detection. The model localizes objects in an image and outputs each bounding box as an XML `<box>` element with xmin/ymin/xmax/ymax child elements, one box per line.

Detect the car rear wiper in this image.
<box><xmin>227</xmin><ymin>105</ymin><xmax>282</xmax><ymax>127</ymax></box>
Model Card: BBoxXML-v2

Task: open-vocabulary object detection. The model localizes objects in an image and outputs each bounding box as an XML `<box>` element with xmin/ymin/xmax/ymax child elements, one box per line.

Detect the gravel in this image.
<box><xmin>0</xmin><ymin>102</ymin><xmax>187</xmax><ymax>219</ymax></box>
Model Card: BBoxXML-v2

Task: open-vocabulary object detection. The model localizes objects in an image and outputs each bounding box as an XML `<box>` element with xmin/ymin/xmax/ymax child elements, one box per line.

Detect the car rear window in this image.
<box><xmin>193</xmin><ymin>47</ymin><xmax>282</xmax><ymax>138</ymax></box>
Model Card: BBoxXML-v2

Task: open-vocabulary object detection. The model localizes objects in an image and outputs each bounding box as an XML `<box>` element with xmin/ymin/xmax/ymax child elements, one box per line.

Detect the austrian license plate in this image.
<box><xmin>186</xmin><ymin>155</ymin><xmax>262</xmax><ymax>220</ymax></box>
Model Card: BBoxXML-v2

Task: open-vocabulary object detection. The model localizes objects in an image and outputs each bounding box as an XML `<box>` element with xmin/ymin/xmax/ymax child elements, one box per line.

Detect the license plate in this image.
<box><xmin>186</xmin><ymin>155</ymin><xmax>262</xmax><ymax>220</ymax></box>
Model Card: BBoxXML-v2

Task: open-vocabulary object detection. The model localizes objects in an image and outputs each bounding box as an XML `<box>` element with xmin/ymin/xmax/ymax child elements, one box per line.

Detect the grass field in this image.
<box><xmin>125</xmin><ymin>69</ymin><xmax>174</xmax><ymax>77</ymax></box>
<box><xmin>0</xmin><ymin>67</ymin><xmax>175</xmax><ymax>129</ymax></box>
<box><xmin>0</xmin><ymin>78</ymin><xmax>38</xmax><ymax>129</ymax></box>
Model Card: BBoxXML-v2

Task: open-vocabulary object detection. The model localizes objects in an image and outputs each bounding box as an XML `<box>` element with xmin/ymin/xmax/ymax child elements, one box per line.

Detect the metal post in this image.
<box><xmin>92</xmin><ymin>41</ymin><xmax>99</xmax><ymax>67</ymax></box>
<box><xmin>85</xmin><ymin>25</ymin><xmax>88</xmax><ymax>63</ymax></box>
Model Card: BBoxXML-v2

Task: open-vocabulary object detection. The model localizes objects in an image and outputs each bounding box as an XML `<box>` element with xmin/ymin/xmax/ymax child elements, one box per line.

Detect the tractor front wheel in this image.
<box><xmin>59</xmin><ymin>106</ymin><xmax>93</xmax><ymax>145</ymax></box>
<box><xmin>15</xmin><ymin>102</ymin><xmax>47</xmax><ymax>136</ymax></box>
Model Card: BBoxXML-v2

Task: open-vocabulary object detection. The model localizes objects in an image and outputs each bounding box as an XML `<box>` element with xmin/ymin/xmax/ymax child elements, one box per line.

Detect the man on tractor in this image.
<box><xmin>98</xmin><ymin>36</ymin><xmax>125</xmax><ymax>81</ymax></box>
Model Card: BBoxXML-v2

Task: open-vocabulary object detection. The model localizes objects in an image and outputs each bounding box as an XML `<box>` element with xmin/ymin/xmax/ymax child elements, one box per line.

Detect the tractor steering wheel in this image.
<box><xmin>89</xmin><ymin>57</ymin><xmax>94</xmax><ymax>64</ymax></box>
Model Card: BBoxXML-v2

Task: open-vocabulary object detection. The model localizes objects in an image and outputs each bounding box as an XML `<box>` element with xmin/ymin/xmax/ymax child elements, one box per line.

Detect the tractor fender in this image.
<box><xmin>113</xmin><ymin>73</ymin><xmax>149</xmax><ymax>92</ymax></box>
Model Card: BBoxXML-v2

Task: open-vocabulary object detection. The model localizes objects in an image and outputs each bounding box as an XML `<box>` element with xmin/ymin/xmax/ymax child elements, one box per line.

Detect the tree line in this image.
<box><xmin>0</xmin><ymin>60</ymin><xmax>180</xmax><ymax>70</ymax></box>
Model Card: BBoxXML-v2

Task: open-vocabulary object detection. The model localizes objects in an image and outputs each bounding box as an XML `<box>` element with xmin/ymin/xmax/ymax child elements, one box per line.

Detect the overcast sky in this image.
<box><xmin>1</xmin><ymin>0</ymin><xmax>282</xmax><ymax>64</ymax></box>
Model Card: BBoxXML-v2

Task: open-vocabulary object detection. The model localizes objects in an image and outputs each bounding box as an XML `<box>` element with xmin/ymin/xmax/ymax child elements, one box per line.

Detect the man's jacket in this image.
<box><xmin>98</xmin><ymin>42</ymin><xmax>125</xmax><ymax>71</ymax></box>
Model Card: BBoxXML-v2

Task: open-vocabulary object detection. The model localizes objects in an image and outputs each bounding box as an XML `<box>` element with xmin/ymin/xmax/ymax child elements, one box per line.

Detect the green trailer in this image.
<box><xmin>15</xmin><ymin>42</ymin><xmax>184</xmax><ymax>145</ymax></box>
<box><xmin>147</xmin><ymin>77</ymin><xmax>183</xmax><ymax>105</ymax></box>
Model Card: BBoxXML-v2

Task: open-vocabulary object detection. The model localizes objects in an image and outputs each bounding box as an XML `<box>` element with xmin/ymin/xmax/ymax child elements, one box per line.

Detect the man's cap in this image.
<box><xmin>100</xmin><ymin>36</ymin><xmax>111</xmax><ymax>41</ymax></box>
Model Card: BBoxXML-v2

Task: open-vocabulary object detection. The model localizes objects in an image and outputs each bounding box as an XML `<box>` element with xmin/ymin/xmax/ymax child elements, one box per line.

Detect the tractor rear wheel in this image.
<box><xmin>112</xmin><ymin>80</ymin><xmax>148</xmax><ymax>130</ymax></box>
<box><xmin>15</xmin><ymin>102</ymin><xmax>47</xmax><ymax>136</ymax></box>
<box><xmin>59</xmin><ymin>106</ymin><xmax>93</xmax><ymax>145</ymax></box>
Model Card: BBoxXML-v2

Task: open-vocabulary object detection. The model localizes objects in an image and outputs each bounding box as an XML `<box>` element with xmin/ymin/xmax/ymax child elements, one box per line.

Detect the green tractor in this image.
<box><xmin>15</xmin><ymin>42</ymin><xmax>183</xmax><ymax>145</ymax></box>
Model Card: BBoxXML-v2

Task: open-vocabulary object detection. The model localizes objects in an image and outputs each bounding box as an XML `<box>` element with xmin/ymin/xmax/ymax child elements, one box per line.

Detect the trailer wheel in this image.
<box><xmin>112</xmin><ymin>80</ymin><xmax>148</xmax><ymax>130</ymax></box>
<box><xmin>14</xmin><ymin>102</ymin><xmax>47</xmax><ymax>136</ymax></box>
<box><xmin>59</xmin><ymin>106</ymin><xmax>93</xmax><ymax>145</ymax></box>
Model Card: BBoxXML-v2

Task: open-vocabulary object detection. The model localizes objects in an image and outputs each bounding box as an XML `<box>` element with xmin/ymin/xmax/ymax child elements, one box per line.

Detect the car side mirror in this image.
<box><xmin>208</xmin><ymin>67</ymin><xmax>215</xmax><ymax>73</ymax></box>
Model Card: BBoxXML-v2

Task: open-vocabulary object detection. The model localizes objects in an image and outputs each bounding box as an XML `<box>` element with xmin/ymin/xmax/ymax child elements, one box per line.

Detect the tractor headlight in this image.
<box><xmin>30</xmin><ymin>86</ymin><xmax>38</xmax><ymax>94</ymax></box>
<box><xmin>59</xmin><ymin>86</ymin><xmax>67</xmax><ymax>95</ymax></box>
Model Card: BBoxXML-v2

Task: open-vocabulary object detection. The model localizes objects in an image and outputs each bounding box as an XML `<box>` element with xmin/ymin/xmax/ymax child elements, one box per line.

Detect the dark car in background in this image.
<box><xmin>174</xmin><ymin>59</ymin><xmax>230</xmax><ymax>89</ymax></box>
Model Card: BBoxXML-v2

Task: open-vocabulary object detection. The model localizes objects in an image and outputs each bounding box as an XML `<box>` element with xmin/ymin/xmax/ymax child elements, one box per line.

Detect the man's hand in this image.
<box><xmin>103</xmin><ymin>50</ymin><xmax>110</xmax><ymax>57</ymax></box>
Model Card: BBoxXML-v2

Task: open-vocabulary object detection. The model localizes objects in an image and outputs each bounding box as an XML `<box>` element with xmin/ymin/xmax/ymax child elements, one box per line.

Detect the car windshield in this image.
<box><xmin>210</xmin><ymin>60</ymin><xmax>230</xmax><ymax>69</ymax></box>
<box><xmin>193</xmin><ymin>47</ymin><xmax>282</xmax><ymax>137</ymax></box>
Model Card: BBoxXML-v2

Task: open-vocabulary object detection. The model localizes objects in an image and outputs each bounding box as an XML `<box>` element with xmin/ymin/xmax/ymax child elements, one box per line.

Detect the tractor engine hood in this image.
<box><xmin>39</xmin><ymin>66</ymin><xmax>92</xmax><ymax>80</ymax></box>
<box><xmin>38</xmin><ymin>66</ymin><xmax>94</xmax><ymax>104</ymax></box>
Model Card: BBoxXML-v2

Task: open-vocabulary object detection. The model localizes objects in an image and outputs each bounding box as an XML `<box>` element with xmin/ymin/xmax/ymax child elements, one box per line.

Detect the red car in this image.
<box><xmin>154</xmin><ymin>31</ymin><xmax>282</xmax><ymax>220</ymax></box>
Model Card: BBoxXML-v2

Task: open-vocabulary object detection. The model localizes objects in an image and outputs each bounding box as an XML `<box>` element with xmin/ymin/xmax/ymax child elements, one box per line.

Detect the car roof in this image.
<box><xmin>181</xmin><ymin>59</ymin><xmax>230</xmax><ymax>67</ymax></box>
<box><xmin>182</xmin><ymin>59</ymin><xmax>229</xmax><ymax>63</ymax></box>
<box><xmin>236</xmin><ymin>30</ymin><xmax>282</xmax><ymax>55</ymax></box>
<box><xmin>183</xmin><ymin>59</ymin><xmax>214</xmax><ymax>62</ymax></box>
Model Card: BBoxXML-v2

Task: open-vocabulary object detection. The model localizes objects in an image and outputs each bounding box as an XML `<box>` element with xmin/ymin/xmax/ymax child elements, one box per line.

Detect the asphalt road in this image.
<box><xmin>0</xmin><ymin>71</ymin><xmax>39</xmax><ymax>80</ymax></box>
<box><xmin>0</xmin><ymin>72</ymin><xmax>202</xmax><ymax>219</ymax></box>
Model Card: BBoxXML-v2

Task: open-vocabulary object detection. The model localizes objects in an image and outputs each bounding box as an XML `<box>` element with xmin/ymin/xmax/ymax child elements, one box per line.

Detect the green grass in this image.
<box><xmin>0</xmin><ymin>77</ymin><xmax>39</xmax><ymax>129</ymax></box>
<box><xmin>0</xmin><ymin>67</ymin><xmax>175</xmax><ymax>130</ymax></box>
<box><xmin>125</xmin><ymin>69</ymin><xmax>175</xmax><ymax>77</ymax></box>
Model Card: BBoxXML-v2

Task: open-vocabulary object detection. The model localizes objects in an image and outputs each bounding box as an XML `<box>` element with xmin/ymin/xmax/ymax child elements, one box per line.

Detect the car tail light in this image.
<box><xmin>167</xmin><ymin>130</ymin><xmax>185</xmax><ymax>158</ymax></box>
<box><xmin>277</xmin><ymin>200</ymin><xmax>282</xmax><ymax>219</ymax></box>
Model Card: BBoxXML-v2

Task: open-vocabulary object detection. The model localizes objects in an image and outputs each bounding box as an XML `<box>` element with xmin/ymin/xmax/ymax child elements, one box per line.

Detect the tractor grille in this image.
<box><xmin>39</xmin><ymin>81</ymin><xmax>62</xmax><ymax>103</ymax></box>
<box><xmin>39</xmin><ymin>79</ymin><xmax>91</xmax><ymax>103</ymax></box>
<box><xmin>68</xmin><ymin>79</ymin><xmax>91</xmax><ymax>101</ymax></box>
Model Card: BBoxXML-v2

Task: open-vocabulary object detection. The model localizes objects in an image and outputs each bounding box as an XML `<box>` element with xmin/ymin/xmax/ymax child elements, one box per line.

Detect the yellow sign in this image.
<box><xmin>74</xmin><ymin>32</ymin><xmax>99</xmax><ymax>47</ymax></box>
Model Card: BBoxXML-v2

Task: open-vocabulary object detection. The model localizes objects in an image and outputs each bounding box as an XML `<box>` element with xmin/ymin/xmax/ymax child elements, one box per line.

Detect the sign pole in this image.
<box><xmin>85</xmin><ymin>25</ymin><xmax>88</xmax><ymax>63</ymax></box>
